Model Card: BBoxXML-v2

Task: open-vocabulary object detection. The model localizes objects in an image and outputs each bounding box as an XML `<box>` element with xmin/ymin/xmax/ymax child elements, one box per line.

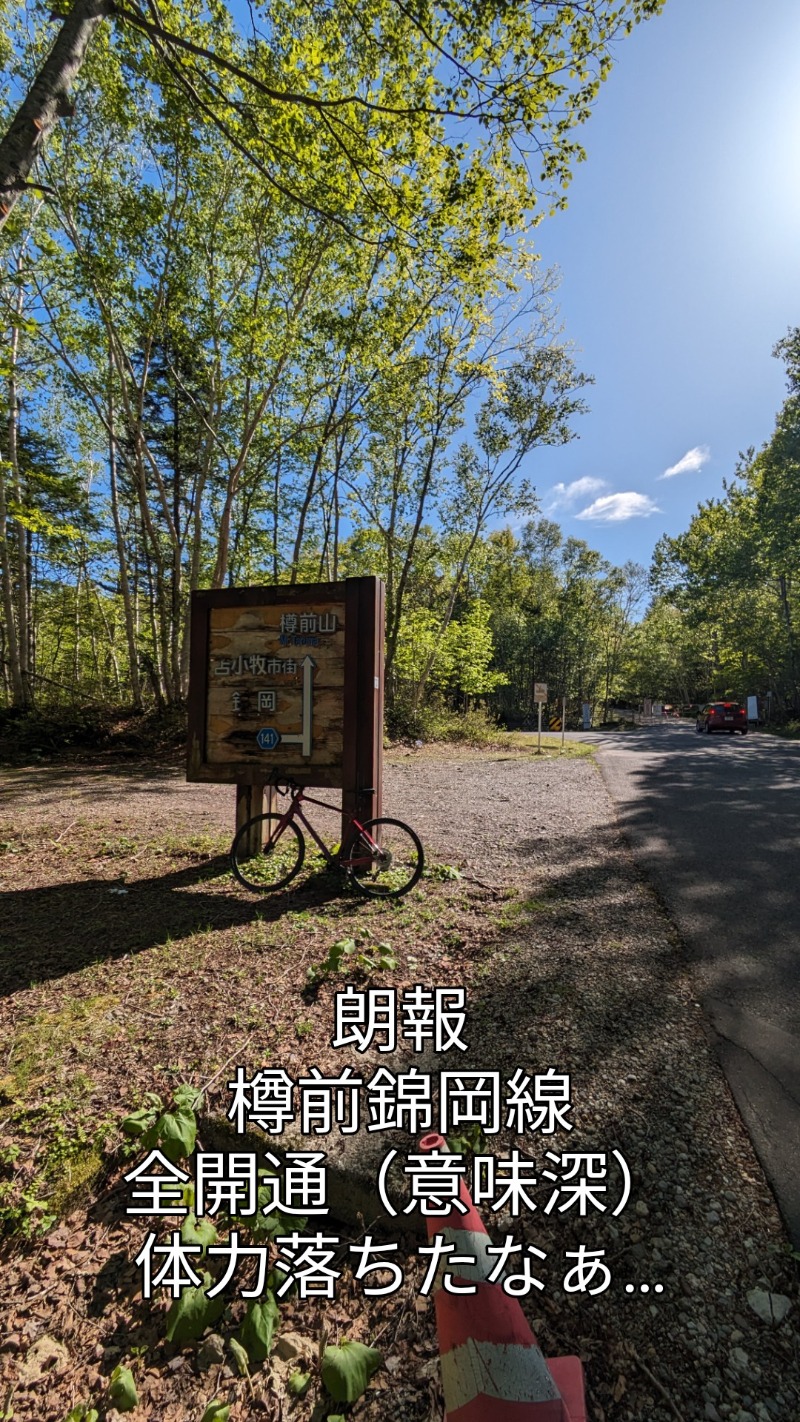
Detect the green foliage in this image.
<box><xmin>287</xmin><ymin>1371</ymin><xmax>312</xmax><ymax>1397</ymax></box>
<box><xmin>155</xmin><ymin>1104</ymin><xmax>197</xmax><ymax>1163</ymax></box>
<box><xmin>1</xmin><ymin>0</ymin><xmax>663</xmax><ymax>718</ymax></box>
<box><xmin>0</xmin><ymin>1052</ymin><xmax>111</xmax><ymax>1238</ymax></box>
<box><xmin>120</xmin><ymin>1094</ymin><xmax>164</xmax><ymax>1139</ymax></box>
<box><xmin>164</xmin><ymin>1273</ymin><xmax>225</xmax><ymax>1345</ymax></box>
<box><xmin>446</xmin><ymin>1122</ymin><xmax>487</xmax><ymax>1155</ymax></box>
<box><xmin>237</xmin><ymin>1294</ymin><xmax>280</xmax><ymax>1365</ymax></box>
<box><xmin>424</xmin><ymin>863</ymin><xmax>463</xmax><ymax>881</ymax></box>
<box><xmin>121</xmin><ymin>1084</ymin><xmax>201</xmax><ymax>1163</ymax></box>
<box><xmin>0</xmin><ymin>1173</ymin><xmax>56</xmax><ymax>1239</ymax></box>
<box><xmin>180</xmin><ymin>1212</ymin><xmax>218</xmax><ymax>1251</ymax></box>
<box><xmin>107</xmin><ymin>1366</ymin><xmax>138</xmax><ymax>1412</ymax></box>
<box><xmin>395</xmin><ymin>701</ymin><xmax>500</xmax><ymax>744</ymax></box>
<box><xmin>644</xmin><ymin>331</ymin><xmax>800</xmax><ymax>716</ymax></box>
<box><xmin>321</xmin><ymin>1340</ymin><xmax>383</xmax><ymax>1404</ymax></box>
<box><xmin>228</xmin><ymin>1338</ymin><xmax>250</xmax><ymax>1377</ymax></box>
<box><xmin>200</xmin><ymin>1404</ymin><xmax>231</xmax><ymax>1422</ymax></box>
<box><xmin>307</xmin><ymin>937</ymin><xmax>398</xmax><ymax>985</ymax></box>
<box><xmin>64</xmin><ymin>1407</ymin><xmax>99</xmax><ymax>1422</ymax></box>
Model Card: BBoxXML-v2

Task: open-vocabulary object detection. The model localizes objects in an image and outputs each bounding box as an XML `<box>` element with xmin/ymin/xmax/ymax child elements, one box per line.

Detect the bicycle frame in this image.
<box><xmin>268</xmin><ymin>784</ymin><xmax>380</xmax><ymax>867</ymax></box>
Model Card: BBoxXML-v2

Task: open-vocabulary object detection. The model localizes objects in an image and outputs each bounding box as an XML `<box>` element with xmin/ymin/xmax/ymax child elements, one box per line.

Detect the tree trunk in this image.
<box><xmin>0</xmin><ymin>0</ymin><xmax>112</xmax><ymax>229</ymax></box>
<box><xmin>3</xmin><ymin>293</ymin><xmax>32</xmax><ymax>707</ymax></box>
<box><xmin>107</xmin><ymin>372</ymin><xmax>143</xmax><ymax>710</ymax></box>
<box><xmin>777</xmin><ymin>571</ymin><xmax>799</xmax><ymax>711</ymax></box>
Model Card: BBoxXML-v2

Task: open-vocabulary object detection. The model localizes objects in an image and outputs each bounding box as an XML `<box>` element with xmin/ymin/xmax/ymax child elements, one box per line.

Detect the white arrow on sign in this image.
<box><xmin>281</xmin><ymin>655</ymin><xmax>316</xmax><ymax>758</ymax></box>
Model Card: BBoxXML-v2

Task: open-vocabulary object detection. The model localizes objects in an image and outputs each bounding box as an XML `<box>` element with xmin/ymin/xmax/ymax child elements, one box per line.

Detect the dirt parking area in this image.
<box><xmin>0</xmin><ymin>744</ymin><xmax>797</xmax><ymax>1421</ymax></box>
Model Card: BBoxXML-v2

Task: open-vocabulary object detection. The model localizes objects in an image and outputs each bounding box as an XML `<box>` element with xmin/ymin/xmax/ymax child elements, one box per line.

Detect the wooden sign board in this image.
<box><xmin>187</xmin><ymin>577</ymin><xmax>384</xmax><ymax>823</ymax></box>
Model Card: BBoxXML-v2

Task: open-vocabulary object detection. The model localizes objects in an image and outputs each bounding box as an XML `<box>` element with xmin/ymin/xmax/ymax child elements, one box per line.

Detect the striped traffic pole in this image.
<box><xmin>418</xmin><ymin>1133</ymin><xmax>587</xmax><ymax>1421</ymax></box>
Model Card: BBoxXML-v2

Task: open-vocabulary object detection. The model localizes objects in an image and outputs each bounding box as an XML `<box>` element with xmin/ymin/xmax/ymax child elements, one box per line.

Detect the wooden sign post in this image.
<box><xmin>187</xmin><ymin>577</ymin><xmax>385</xmax><ymax>840</ymax></box>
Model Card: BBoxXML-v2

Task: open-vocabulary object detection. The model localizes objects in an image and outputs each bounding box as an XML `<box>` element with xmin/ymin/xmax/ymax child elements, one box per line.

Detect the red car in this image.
<box><xmin>696</xmin><ymin>701</ymin><xmax>748</xmax><ymax>735</ymax></box>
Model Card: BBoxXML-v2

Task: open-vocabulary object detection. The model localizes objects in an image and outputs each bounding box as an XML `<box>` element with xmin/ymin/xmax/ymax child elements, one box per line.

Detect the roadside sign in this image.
<box><xmin>187</xmin><ymin>576</ymin><xmax>385</xmax><ymax>830</ymax></box>
<box><xmin>747</xmin><ymin>695</ymin><xmax>758</xmax><ymax>722</ymax></box>
<box><xmin>533</xmin><ymin>682</ymin><xmax>548</xmax><ymax>703</ymax></box>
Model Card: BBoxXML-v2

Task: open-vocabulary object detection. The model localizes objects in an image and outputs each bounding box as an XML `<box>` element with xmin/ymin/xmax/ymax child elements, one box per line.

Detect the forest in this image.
<box><xmin>3</xmin><ymin>0</ymin><xmax>798</xmax><ymax>740</ymax></box>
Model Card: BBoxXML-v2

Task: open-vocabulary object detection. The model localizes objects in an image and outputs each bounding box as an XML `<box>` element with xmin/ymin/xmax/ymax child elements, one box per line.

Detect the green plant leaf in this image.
<box><xmin>321</xmin><ymin>1340</ymin><xmax>382</xmax><ymax>1402</ymax></box>
<box><xmin>181</xmin><ymin>1212</ymin><xmax>218</xmax><ymax>1251</ymax></box>
<box><xmin>120</xmin><ymin>1105</ymin><xmax>160</xmax><ymax>1138</ymax></box>
<box><xmin>287</xmin><ymin>1370</ymin><xmax>311</xmax><ymax>1396</ymax></box>
<box><xmin>200</xmin><ymin>1403</ymin><xmax>231</xmax><ymax>1422</ymax></box>
<box><xmin>108</xmin><ymin>1365</ymin><xmax>138</xmax><ymax>1412</ymax></box>
<box><xmin>164</xmin><ymin>1273</ymin><xmax>225</xmax><ymax>1344</ymax></box>
<box><xmin>228</xmin><ymin>1337</ymin><xmax>250</xmax><ymax>1376</ymax></box>
<box><xmin>64</xmin><ymin>1408</ymin><xmax>99</xmax><ymax>1422</ymax></box>
<box><xmin>173</xmin><ymin>1083</ymin><xmax>204</xmax><ymax>1113</ymax></box>
<box><xmin>155</xmin><ymin>1105</ymin><xmax>196</xmax><ymax>1163</ymax></box>
<box><xmin>237</xmin><ymin>1293</ymin><xmax>279</xmax><ymax>1364</ymax></box>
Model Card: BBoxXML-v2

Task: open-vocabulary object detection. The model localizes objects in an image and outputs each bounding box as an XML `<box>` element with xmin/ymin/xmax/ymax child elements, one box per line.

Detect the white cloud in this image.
<box><xmin>659</xmin><ymin>444</ymin><xmax>711</xmax><ymax>479</ymax></box>
<box><xmin>543</xmin><ymin>476</ymin><xmax>608</xmax><ymax>513</ymax></box>
<box><xmin>576</xmin><ymin>492</ymin><xmax>661</xmax><ymax>523</ymax></box>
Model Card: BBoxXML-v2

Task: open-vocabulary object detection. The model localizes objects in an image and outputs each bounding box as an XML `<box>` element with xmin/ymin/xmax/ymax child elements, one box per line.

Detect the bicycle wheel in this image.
<box><xmin>230</xmin><ymin>814</ymin><xmax>305</xmax><ymax>892</ymax></box>
<box><xmin>345</xmin><ymin>817</ymin><xmax>424</xmax><ymax>898</ymax></box>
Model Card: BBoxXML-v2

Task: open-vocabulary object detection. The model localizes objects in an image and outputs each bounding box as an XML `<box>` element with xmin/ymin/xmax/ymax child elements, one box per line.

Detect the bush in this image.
<box><xmin>387</xmin><ymin>698</ymin><xmax>500</xmax><ymax>745</ymax></box>
<box><xmin>0</xmin><ymin>704</ymin><xmax>187</xmax><ymax>764</ymax></box>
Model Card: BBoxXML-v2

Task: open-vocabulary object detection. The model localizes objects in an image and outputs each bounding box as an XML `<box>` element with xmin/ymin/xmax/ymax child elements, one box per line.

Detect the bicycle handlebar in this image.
<box><xmin>266</xmin><ymin>772</ymin><xmax>300</xmax><ymax>796</ymax></box>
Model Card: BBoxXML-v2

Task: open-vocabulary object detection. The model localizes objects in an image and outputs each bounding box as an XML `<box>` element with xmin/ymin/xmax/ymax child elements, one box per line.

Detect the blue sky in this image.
<box><xmin>522</xmin><ymin>0</ymin><xmax>800</xmax><ymax>570</ymax></box>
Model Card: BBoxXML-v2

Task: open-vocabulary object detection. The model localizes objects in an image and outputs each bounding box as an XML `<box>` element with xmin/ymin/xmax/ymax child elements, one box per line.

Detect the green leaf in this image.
<box><xmin>228</xmin><ymin>1337</ymin><xmax>250</xmax><ymax>1376</ymax></box>
<box><xmin>155</xmin><ymin>1105</ymin><xmax>196</xmax><ymax>1163</ymax></box>
<box><xmin>200</xmin><ymin>1403</ymin><xmax>231</xmax><ymax>1422</ymax></box>
<box><xmin>321</xmin><ymin>1340</ymin><xmax>382</xmax><ymax>1403</ymax></box>
<box><xmin>180</xmin><ymin>1212</ymin><xmax>218</xmax><ymax>1251</ymax></box>
<box><xmin>287</xmin><ymin>1370</ymin><xmax>311</xmax><ymax>1397</ymax></box>
<box><xmin>237</xmin><ymin>1293</ymin><xmax>279</xmax><ymax>1364</ymax></box>
<box><xmin>108</xmin><ymin>1365</ymin><xmax>138</xmax><ymax>1412</ymax></box>
<box><xmin>164</xmin><ymin>1273</ymin><xmax>225</xmax><ymax>1344</ymax></box>
<box><xmin>64</xmin><ymin>1408</ymin><xmax>99</xmax><ymax>1422</ymax></box>
<box><xmin>173</xmin><ymin>1083</ymin><xmax>204</xmax><ymax>1114</ymax></box>
<box><xmin>120</xmin><ymin>1104</ymin><xmax>160</xmax><ymax>1138</ymax></box>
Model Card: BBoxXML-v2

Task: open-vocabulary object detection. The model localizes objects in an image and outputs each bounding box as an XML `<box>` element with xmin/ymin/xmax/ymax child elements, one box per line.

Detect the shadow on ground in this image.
<box><xmin>0</xmin><ymin>857</ymin><xmax>357</xmax><ymax>998</ymax></box>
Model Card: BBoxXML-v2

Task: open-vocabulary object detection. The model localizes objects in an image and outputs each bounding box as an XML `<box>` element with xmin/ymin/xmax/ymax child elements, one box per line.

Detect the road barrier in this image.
<box><xmin>418</xmin><ymin>1133</ymin><xmax>587</xmax><ymax>1420</ymax></box>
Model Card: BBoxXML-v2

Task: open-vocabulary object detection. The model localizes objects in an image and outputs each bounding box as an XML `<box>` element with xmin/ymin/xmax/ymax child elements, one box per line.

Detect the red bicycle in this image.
<box><xmin>230</xmin><ymin>780</ymin><xmax>424</xmax><ymax>898</ymax></box>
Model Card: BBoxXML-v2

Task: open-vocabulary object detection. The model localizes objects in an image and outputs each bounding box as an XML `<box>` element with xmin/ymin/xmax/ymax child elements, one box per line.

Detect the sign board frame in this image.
<box><xmin>187</xmin><ymin>576</ymin><xmax>384</xmax><ymax>826</ymax></box>
<box><xmin>533</xmin><ymin>682</ymin><xmax>548</xmax><ymax>703</ymax></box>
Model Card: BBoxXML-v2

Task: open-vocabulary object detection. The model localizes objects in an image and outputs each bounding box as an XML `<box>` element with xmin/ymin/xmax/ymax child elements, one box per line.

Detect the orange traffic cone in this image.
<box><xmin>418</xmin><ymin>1132</ymin><xmax>587</xmax><ymax>1421</ymax></box>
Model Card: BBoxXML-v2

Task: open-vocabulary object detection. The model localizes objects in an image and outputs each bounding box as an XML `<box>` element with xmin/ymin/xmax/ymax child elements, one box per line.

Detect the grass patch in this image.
<box><xmin>3</xmin><ymin>993</ymin><xmax>119</xmax><ymax>1097</ymax></box>
<box><xmin>0</xmin><ymin>996</ymin><xmax>120</xmax><ymax>1236</ymax></box>
<box><xmin>0</xmin><ymin>818</ymin><xmax>505</xmax><ymax>1239</ymax></box>
<box><xmin>762</xmin><ymin>721</ymin><xmax>800</xmax><ymax>739</ymax></box>
<box><xmin>500</xmin><ymin>732</ymin><xmax>595</xmax><ymax>758</ymax></box>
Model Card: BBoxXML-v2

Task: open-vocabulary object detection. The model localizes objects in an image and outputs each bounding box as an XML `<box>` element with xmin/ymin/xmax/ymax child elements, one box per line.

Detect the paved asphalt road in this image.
<box><xmin>585</xmin><ymin>720</ymin><xmax>800</xmax><ymax>1245</ymax></box>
